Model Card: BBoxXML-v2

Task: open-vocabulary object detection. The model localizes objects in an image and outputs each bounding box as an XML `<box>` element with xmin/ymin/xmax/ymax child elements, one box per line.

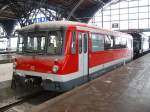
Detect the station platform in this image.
<box><xmin>31</xmin><ymin>53</ymin><xmax>150</xmax><ymax>112</ymax></box>
<box><xmin>0</xmin><ymin>63</ymin><xmax>13</xmax><ymax>89</ymax></box>
<box><xmin>0</xmin><ymin>54</ymin><xmax>14</xmax><ymax>64</ymax></box>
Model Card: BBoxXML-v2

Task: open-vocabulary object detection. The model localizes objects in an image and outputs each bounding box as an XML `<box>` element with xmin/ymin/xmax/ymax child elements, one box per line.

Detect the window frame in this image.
<box><xmin>78</xmin><ymin>32</ymin><xmax>82</xmax><ymax>54</ymax></box>
<box><xmin>71</xmin><ymin>31</ymin><xmax>77</xmax><ymax>54</ymax></box>
<box><xmin>83</xmin><ymin>33</ymin><xmax>88</xmax><ymax>53</ymax></box>
<box><xmin>91</xmin><ymin>33</ymin><xmax>105</xmax><ymax>52</ymax></box>
<box><xmin>104</xmin><ymin>35</ymin><xmax>114</xmax><ymax>50</ymax></box>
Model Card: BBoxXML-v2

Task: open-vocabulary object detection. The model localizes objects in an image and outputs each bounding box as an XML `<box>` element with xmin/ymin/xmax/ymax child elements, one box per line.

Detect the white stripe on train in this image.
<box><xmin>15</xmin><ymin>56</ymin><xmax>132</xmax><ymax>82</ymax></box>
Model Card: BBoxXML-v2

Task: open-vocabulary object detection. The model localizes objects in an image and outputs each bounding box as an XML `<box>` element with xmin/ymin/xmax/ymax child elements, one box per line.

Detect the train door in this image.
<box><xmin>78</xmin><ymin>32</ymin><xmax>89</xmax><ymax>81</ymax></box>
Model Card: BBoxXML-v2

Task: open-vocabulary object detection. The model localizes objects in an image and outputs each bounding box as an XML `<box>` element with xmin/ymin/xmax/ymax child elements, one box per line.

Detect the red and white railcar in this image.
<box><xmin>13</xmin><ymin>21</ymin><xmax>133</xmax><ymax>91</ymax></box>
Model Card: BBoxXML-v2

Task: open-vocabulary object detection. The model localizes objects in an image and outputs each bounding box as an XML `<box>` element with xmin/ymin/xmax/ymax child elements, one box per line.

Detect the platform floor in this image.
<box><xmin>0</xmin><ymin>63</ymin><xmax>13</xmax><ymax>89</ymax></box>
<box><xmin>0</xmin><ymin>54</ymin><xmax>13</xmax><ymax>64</ymax></box>
<box><xmin>31</xmin><ymin>53</ymin><xmax>150</xmax><ymax>112</ymax></box>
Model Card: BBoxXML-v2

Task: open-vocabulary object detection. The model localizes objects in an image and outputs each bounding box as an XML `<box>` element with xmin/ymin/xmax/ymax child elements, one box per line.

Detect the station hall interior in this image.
<box><xmin>0</xmin><ymin>0</ymin><xmax>150</xmax><ymax>112</ymax></box>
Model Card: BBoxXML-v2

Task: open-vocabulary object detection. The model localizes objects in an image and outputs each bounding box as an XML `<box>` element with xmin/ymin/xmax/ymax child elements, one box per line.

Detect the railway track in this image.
<box><xmin>0</xmin><ymin>90</ymin><xmax>60</xmax><ymax>112</ymax></box>
<box><xmin>0</xmin><ymin>90</ymin><xmax>44</xmax><ymax>112</ymax></box>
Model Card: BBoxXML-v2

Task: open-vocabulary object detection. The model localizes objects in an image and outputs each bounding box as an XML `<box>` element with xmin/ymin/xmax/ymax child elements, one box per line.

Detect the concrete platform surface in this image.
<box><xmin>31</xmin><ymin>53</ymin><xmax>150</xmax><ymax>112</ymax></box>
<box><xmin>0</xmin><ymin>63</ymin><xmax>13</xmax><ymax>88</ymax></box>
<box><xmin>0</xmin><ymin>54</ymin><xmax>14</xmax><ymax>64</ymax></box>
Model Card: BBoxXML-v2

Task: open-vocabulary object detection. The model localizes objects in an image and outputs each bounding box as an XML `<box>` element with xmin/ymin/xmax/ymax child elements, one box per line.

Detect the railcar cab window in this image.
<box><xmin>17</xmin><ymin>32</ymin><xmax>46</xmax><ymax>54</ymax></box>
<box><xmin>17</xmin><ymin>29</ymin><xmax>65</xmax><ymax>56</ymax></box>
<box><xmin>91</xmin><ymin>33</ymin><xmax>104</xmax><ymax>52</ymax></box>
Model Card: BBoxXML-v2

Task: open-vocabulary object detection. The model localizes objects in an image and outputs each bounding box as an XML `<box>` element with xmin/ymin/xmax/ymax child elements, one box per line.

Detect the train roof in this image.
<box><xmin>17</xmin><ymin>21</ymin><xmax>86</xmax><ymax>32</ymax></box>
<box><xmin>17</xmin><ymin>20</ymin><xmax>131</xmax><ymax>38</ymax></box>
<box><xmin>129</xmin><ymin>32</ymin><xmax>149</xmax><ymax>39</ymax></box>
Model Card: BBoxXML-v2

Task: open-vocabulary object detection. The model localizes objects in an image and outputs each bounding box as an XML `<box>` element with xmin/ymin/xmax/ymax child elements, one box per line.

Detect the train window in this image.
<box><xmin>113</xmin><ymin>36</ymin><xmax>127</xmax><ymax>49</ymax></box>
<box><xmin>25</xmin><ymin>36</ymin><xmax>46</xmax><ymax>51</ymax></box>
<box><xmin>104</xmin><ymin>35</ymin><xmax>113</xmax><ymax>50</ymax></box>
<box><xmin>47</xmin><ymin>31</ymin><xmax>63</xmax><ymax>55</ymax></box>
<box><xmin>91</xmin><ymin>33</ymin><xmax>104</xmax><ymax>52</ymax></box>
<box><xmin>71</xmin><ymin>32</ymin><xmax>76</xmax><ymax>54</ymax></box>
<box><xmin>84</xmin><ymin>34</ymin><xmax>88</xmax><ymax>53</ymax></box>
<box><xmin>17</xmin><ymin>30</ymin><xmax>65</xmax><ymax>55</ymax></box>
<box><xmin>78</xmin><ymin>33</ymin><xmax>82</xmax><ymax>54</ymax></box>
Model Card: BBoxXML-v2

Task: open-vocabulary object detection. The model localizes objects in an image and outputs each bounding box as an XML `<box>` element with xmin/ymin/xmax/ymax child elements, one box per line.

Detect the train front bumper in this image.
<box><xmin>13</xmin><ymin>70</ymin><xmax>69</xmax><ymax>91</ymax></box>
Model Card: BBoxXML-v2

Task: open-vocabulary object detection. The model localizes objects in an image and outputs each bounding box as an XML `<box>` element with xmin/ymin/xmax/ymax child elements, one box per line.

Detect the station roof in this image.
<box><xmin>0</xmin><ymin>0</ymin><xmax>113</xmax><ymax>23</ymax></box>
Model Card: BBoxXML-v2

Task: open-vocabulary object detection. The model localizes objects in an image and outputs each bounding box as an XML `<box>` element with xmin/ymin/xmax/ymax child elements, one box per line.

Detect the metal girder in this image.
<box><xmin>0</xmin><ymin>20</ymin><xmax>16</xmax><ymax>38</ymax></box>
<box><xmin>0</xmin><ymin>5</ymin><xmax>9</xmax><ymax>14</ymax></box>
<box><xmin>0</xmin><ymin>0</ymin><xmax>113</xmax><ymax>23</ymax></box>
<box><xmin>67</xmin><ymin>0</ymin><xmax>84</xmax><ymax>20</ymax></box>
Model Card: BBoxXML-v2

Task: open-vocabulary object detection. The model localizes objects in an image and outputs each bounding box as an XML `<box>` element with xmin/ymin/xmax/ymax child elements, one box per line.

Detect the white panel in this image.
<box><xmin>139</xmin><ymin>19</ymin><xmax>148</xmax><ymax>28</ymax></box>
<box><xmin>95</xmin><ymin>16</ymin><xmax>102</xmax><ymax>22</ymax></box>
<box><xmin>103</xmin><ymin>10</ymin><xmax>110</xmax><ymax>16</ymax></box>
<box><xmin>103</xmin><ymin>22</ymin><xmax>111</xmax><ymax>29</ymax></box>
<box><xmin>83</xmin><ymin>33</ymin><xmax>88</xmax><ymax>77</ymax></box>
<box><xmin>139</xmin><ymin>13</ymin><xmax>148</xmax><ymax>19</ymax></box>
<box><xmin>149</xmin><ymin>19</ymin><xmax>150</xmax><ymax>28</ymax></box>
<box><xmin>111</xmin><ymin>10</ymin><xmax>119</xmax><ymax>15</ymax></box>
<box><xmin>120</xmin><ymin>9</ymin><xmax>128</xmax><ymax>14</ymax></box>
<box><xmin>111</xmin><ymin>15</ymin><xmax>119</xmax><ymax>21</ymax></box>
<box><xmin>78</xmin><ymin>32</ymin><xmax>88</xmax><ymax>80</ymax></box>
<box><xmin>139</xmin><ymin>7</ymin><xmax>148</xmax><ymax>13</ymax></box>
<box><xmin>120</xmin><ymin>1</ymin><xmax>128</xmax><ymax>8</ymax></box>
<box><xmin>111</xmin><ymin>3</ymin><xmax>119</xmax><ymax>9</ymax></box>
<box><xmin>139</xmin><ymin>0</ymin><xmax>148</xmax><ymax>6</ymax></box>
<box><xmin>103</xmin><ymin>15</ymin><xmax>111</xmax><ymax>21</ymax></box>
<box><xmin>10</xmin><ymin>38</ymin><xmax>17</xmax><ymax>51</ymax></box>
<box><xmin>120</xmin><ymin>21</ymin><xmax>128</xmax><ymax>29</ymax></box>
<box><xmin>129</xmin><ymin>7</ymin><xmax>138</xmax><ymax>13</ymax></box>
<box><xmin>129</xmin><ymin>20</ymin><xmax>138</xmax><ymax>29</ymax></box>
<box><xmin>129</xmin><ymin>13</ymin><xmax>138</xmax><ymax>20</ymax></box>
<box><xmin>129</xmin><ymin>1</ymin><xmax>138</xmax><ymax>7</ymax></box>
<box><xmin>96</xmin><ymin>22</ymin><xmax>102</xmax><ymax>28</ymax></box>
<box><xmin>120</xmin><ymin>14</ymin><xmax>128</xmax><ymax>20</ymax></box>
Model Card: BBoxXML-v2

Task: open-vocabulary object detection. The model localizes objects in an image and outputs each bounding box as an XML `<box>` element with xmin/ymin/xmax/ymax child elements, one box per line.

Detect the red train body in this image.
<box><xmin>13</xmin><ymin>21</ymin><xmax>133</xmax><ymax>91</ymax></box>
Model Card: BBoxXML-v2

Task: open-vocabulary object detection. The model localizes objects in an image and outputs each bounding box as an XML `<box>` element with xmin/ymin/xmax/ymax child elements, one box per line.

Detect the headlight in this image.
<box><xmin>52</xmin><ymin>65</ymin><xmax>59</xmax><ymax>73</ymax></box>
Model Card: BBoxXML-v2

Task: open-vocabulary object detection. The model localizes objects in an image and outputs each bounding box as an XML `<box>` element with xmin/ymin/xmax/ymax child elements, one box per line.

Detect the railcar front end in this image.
<box><xmin>13</xmin><ymin>24</ymin><xmax>80</xmax><ymax>92</ymax></box>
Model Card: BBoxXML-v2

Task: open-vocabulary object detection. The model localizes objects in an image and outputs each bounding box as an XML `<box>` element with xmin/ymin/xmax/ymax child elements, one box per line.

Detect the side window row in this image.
<box><xmin>91</xmin><ymin>33</ymin><xmax>128</xmax><ymax>52</ymax></box>
<box><xmin>105</xmin><ymin>36</ymin><xmax>127</xmax><ymax>50</ymax></box>
<box><xmin>71</xmin><ymin>31</ymin><xmax>130</xmax><ymax>54</ymax></box>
